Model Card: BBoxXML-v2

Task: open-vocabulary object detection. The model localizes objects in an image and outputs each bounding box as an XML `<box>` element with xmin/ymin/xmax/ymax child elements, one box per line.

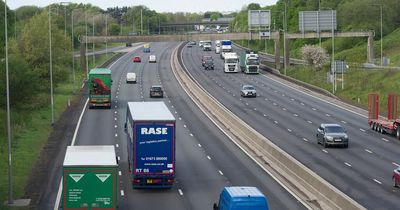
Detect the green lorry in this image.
<box><xmin>88</xmin><ymin>68</ymin><xmax>112</xmax><ymax>109</ymax></box>
<box><xmin>239</xmin><ymin>51</ymin><xmax>260</xmax><ymax>74</ymax></box>
<box><xmin>62</xmin><ymin>145</ymin><xmax>118</xmax><ymax>210</ymax></box>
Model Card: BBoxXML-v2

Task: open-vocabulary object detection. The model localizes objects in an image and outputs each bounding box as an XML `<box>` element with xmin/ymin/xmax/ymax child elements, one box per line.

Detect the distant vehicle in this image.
<box><xmin>224</xmin><ymin>52</ymin><xmax>239</xmax><ymax>73</ymax></box>
<box><xmin>187</xmin><ymin>44</ymin><xmax>192</xmax><ymax>48</ymax></box>
<box><xmin>128</xmin><ymin>32</ymin><xmax>138</xmax><ymax>36</ymax></box>
<box><xmin>316</xmin><ymin>124</ymin><xmax>349</xmax><ymax>148</ymax></box>
<box><xmin>150</xmin><ymin>85</ymin><xmax>164</xmax><ymax>98</ymax></box>
<box><xmin>143</xmin><ymin>44</ymin><xmax>150</xmax><ymax>53</ymax></box>
<box><xmin>204</xmin><ymin>60</ymin><xmax>214</xmax><ymax>70</ymax></box>
<box><xmin>199</xmin><ymin>40</ymin><xmax>205</xmax><ymax>47</ymax></box>
<box><xmin>368</xmin><ymin>93</ymin><xmax>400</xmax><ymax>139</ymax></box>
<box><xmin>125</xmin><ymin>102</ymin><xmax>175</xmax><ymax>188</ymax></box>
<box><xmin>240</xmin><ymin>51</ymin><xmax>260</xmax><ymax>74</ymax></box>
<box><xmin>215</xmin><ymin>40</ymin><xmax>221</xmax><ymax>54</ymax></box>
<box><xmin>88</xmin><ymin>68</ymin><xmax>112</xmax><ymax>109</ymax></box>
<box><xmin>63</xmin><ymin>146</ymin><xmax>118</xmax><ymax>210</ymax></box>
<box><xmin>241</xmin><ymin>85</ymin><xmax>257</xmax><ymax>97</ymax></box>
<box><xmin>213</xmin><ymin>186</ymin><xmax>269</xmax><ymax>210</ymax></box>
<box><xmin>393</xmin><ymin>167</ymin><xmax>400</xmax><ymax>187</ymax></box>
<box><xmin>202</xmin><ymin>55</ymin><xmax>213</xmax><ymax>67</ymax></box>
<box><xmin>189</xmin><ymin>41</ymin><xmax>197</xmax><ymax>45</ymax></box>
<box><xmin>220</xmin><ymin>40</ymin><xmax>232</xmax><ymax>59</ymax></box>
<box><xmin>149</xmin><ymin>55</ymin><xmax>157</xmax><ymax>63</ymax></box>
<box><xmin>126</xmin><ymin>72</ymin><xmax>137</xmax><ymax>83</ymax></box>
<box><xmin>126</xmin><ymin>43</ymin><xmax>132</xmax><ymax>47</ymax></box>
<box><xmin>203</xmin><ymin>40</ymin><xmax>212</xmax><ymax>51</ymax></box>
<box><xmin>133</xmin><ymin>56</ymin><xmax>141</xmax><ymax>63</ymax></box>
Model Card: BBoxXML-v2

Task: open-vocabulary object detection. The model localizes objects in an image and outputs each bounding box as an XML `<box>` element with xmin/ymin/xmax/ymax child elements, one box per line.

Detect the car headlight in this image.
<box><xmin>325</xmin><ymin>136</ymin><xmax>333</xmax><ymax>141</ymax></box>
<box><xmin>344</xmin><ymin>134</ymin><xmax>348</xmax><ymax>139</ymax></box>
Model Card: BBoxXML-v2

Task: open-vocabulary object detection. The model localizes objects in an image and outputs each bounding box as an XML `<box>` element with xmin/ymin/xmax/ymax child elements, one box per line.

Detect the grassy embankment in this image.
<box><xmin>0</xmin><ymin>53</ymin><xmax>115</xmax><ymax>210</ymax></box>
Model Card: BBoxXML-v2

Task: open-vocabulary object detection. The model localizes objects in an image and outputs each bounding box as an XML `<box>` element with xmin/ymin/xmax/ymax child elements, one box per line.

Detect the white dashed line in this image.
<box><xmin>307</xmin><ymin>121</ymin><xmax>313</xmax><ymax>124</ymax></box>
<box><xmin>274</xmin><ymin>121</ymin><xmax>278</xmax><ymax>124</ymax></box>
<box><xmin>312</xmin><ymin>108</ymin><xmax>317</xmax><ymax>111</ymax></box>
<box><xmin>341</xmin><ymin>120</ymin><xmax>347</xmax><ymax>124</ymax></box>
<box><xmin>282</xmin><ymin>108</ymin><xmax>287</xmax><ymax>111</ymax></box>
<box><xmin>373</xmin><ymin>179</ymin><xmax>382</xmax><ymax>185</ymax></box>
<box><xmin>190</xmin><ymin>133</ymin><xmax>193</xmax><ymax>137</ymax></box>
<box><xmin>179</xmin><ymin>117</ymin><xmax>182</xmax><ymax>120</ymax></box>
<box><xmin>392</xmin><ymin>162</ymin><xmax>400</xmax><ymax>167</ymax></box>
<box><xmin>116</xmin><ymin>95</ymin><xmax>118</xmax><ymax>99</ymax></box>
<box><xmin>115</xmin><ymin>133</ymin><xmax>118</xmax><ymax>137</ymax></box>
<box><xmin>291</xmin><ymin>98</ymin><xmax>295</xmax><ymax>101</ymax></box>
<box><xmin>114</xmin><ymin>118</ymin><xmax>117</xmax><ymax>121</ymax></box>
<box><xmin>183</xmin><ymin>124</ymin><xmax>187</xmax><ymax>128</ymax></box>
<box><xmin>300</xmin><ymin>103</ymin><xmax>305</xmax><ymax>105</ymax></box>
<box><xmin>293</xmin><ymin>114</ymin><xmax>298</xmax><ymax>117</ymax></box>
<box><xmin>114</xmin><ymin>125</ymin><xmax>118</xmax><ymax>128</ymax></box>
<box><xmin>365</xmin><ymin>149</ymin><xmax>373</xmax><ymax>154</ymax></box>
<box><xmin>325</xmin><ymin>114</ymin><xmax>330</xmax><ymax>117</ymax></box>
<box><xmin>218</xmin><ymin>170</ymin><xmax>224</xmax><ymax>176</ymax></box>
<box><xmin>245</xmin><ymin>103</ymin><xmax>249</xmax><ymax>106</ymax></box>
<box><xmin>114</xmin><ymin>111</ymin><xmax>117</xmax><ymax>114</ymax></box>
<box><xmin>175</xmin><ymin>111</ymin><xmax>177</xmax><ymax>114</ymax></box>
<box><xmin>264</xmin><ymin>98</ymin><xmax>268</xmax><ymax>101</ymax></box>
<box><xmin>345</xmin><ymin>162</ymin><xmax>352</xmax><ymax>167</ymax></box>
<box><xmin>302</xmin><ymin>138</ymin><xmax>308</xmax><ymax>142</ymax></box>
<box><xmin>119</xmin><ymin>171</ymin><xmax>122</xmax><ymax>176</ymax></box>
<box><xmin>382</xmin><ymin>138</ymin><xmax>389</xmax><ymax>142</ymax></box>
<box><xmin>207</xmin><ymin>156</ymin><xmax>211</xmax><ymax>160</ymax></box>
<box><xmin>115</xmin><ymin>105</ymin><xmax>117</xmax><ymax>108</ymax></box>
<box><xmin>263</xmin><ymin>114</ymin><xmax>267</xmax><ymax>117</ymax></box>
<box><xmin>322</xmin><ymin>149</ymin><xmax>328</xmax><ymax>153</ymax></box>
<box><xmin>287</xmin><ymin>129</ymin><xmax>292</xmax><ymax>132</ymax></box>
<box><xmin>198</xmin><ymin>144</ymin><xmax>202</xmax><ymax>148</ymax></box>
<box><xmin>273</xmin><ymin>103</ymin><xmax>277</xmax><ymax>106</ymax></box>
<box><xmin>116</xmin><ymin>144</ymin><xmax>119</xmax><ymax>148</ymax></box>
<box><xmin>117</xmin><ymin>156</ymin><xmax>120</xmax><ymax>161</ymax></box>
<box><xmin>178</xmin><ymin>189</ymin><xmax>183</xmax><ymax>196</ymax></box>
<box><xmin>360</xmin><ymin>128</ymin><xmax>366</xmax><ymax>132</ymax></box>
<box><xmin>120</xmin><ymin>190</ymin><xmax>125</xmax><ymax>196</ymax></box>
<box><xmin>254</xmin><ymin>108</ymin><xmax>257</xmax><ymax>111</ymax></box>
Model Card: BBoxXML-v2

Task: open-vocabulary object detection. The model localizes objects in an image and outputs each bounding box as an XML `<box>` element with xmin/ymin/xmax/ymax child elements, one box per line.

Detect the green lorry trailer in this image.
<box><xmin>88</xmin><ymin>68</ymin><xmax>112</xmax><ymax>109</ymax></box>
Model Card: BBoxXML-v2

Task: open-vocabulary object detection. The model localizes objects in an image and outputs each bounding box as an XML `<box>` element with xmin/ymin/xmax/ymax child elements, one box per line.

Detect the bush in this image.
<box><xmin>301</xmin><ymin>45</ymin><xmax>329</xmax><ymax>69</ymax></box>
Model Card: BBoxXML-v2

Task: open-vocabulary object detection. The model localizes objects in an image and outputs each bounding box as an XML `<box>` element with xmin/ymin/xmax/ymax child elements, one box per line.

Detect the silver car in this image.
<box><xmin>316</xmin><ymin>124</ymin><xmax>349</xmax><ymax>148</ymax></box>
<box><xmin>241</xmin><ymin>85</ymin><xmax>257</xmax><ymax>97</ymax></box>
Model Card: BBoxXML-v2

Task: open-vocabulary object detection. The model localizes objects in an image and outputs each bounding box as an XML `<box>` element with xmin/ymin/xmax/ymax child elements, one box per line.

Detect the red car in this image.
<box><xmin>393</xmin><ymin>167</ymin><xmax>400</xmax><ymax>187</ymax></box>
<box><xmin>132</xmin><ymin>56</ymin><xmax>141</xmax><ymax>62</ymax></box>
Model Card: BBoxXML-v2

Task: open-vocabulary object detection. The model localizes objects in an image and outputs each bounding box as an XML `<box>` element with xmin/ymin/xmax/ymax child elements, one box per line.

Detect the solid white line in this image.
<box><xmin>53</xmin><ymin>179</ymin><xmax>63</xmax><ymax>210</ymax></box>
<box><xmin>190</xmin><ymin>133</ymin><xmax>193</xmax><ymax>137</ymax></box>
<box><xmin>345</xmin><ymin>162</ymin><xmax>352</xmax><ymax>167</ymax></box>
<box><xmin>307</xmin><ymin>121</ymin><xmax>312</xmax><ymax>124</ymax></box>
<box><xmin>207</xmin><ymin>156</ymin><xmax>211</xmax><ymax>160</ymax></box>
<box><xmin>116</xmin><ymin>144</ymin><xmax>119</xmax><ymax>148</ymax></box>
<box><xmin>119</xmin><ymin>171</ymin><xmax>122</xmax><ymax>176</ymax></box>
<box><xmin>198</xmin><ymin>144</ymin><xmax>202</xmax><ymax>148</ymax></box>
<box><xmin>178</xmin><ymin>189</ymin><xmax>184</xmax><ymax>196</ymax></box>
<box><xmin>360</xmin><ymin>128</ymin><xmax>366</xmax><ymax>132</ymax></box>
<box><xmin>218</xmin><ymin>170</ymin><xmax>224</xmax><ymax>176</ymax></box>
<box><xmin>373</xmin><ymin>179</ymin><xmax>382</xmax><ymax>185</ymax></box>
<box><xmin>121</xmin><ymin>190</ymin><xmax>125</xmax><ymax>196</ymax></box>
<box><xmin>365</xmin><ymin>149</ymin><xmax>373</xmax><ymax>154</ymax></box>
<box><xmin>392</xmin><ymin>162</ymin><xmax>400</xmax><ymax>167</ymax></box>
<box><xmin>81</xmin><ymin>82</ymin><xmax>85</xmax><ymax>89</ymax></box>
<box><xmin>322</xmin><ymin>149</ymin><xmax>328</xmax><ymax>153</ymax></box>
<box><xmin>382</xmin><ymin>138</ymin><xmax>389</xmax><ymax>142</ymax></box>
<box><xmin>302</xmin><ymin>138</ymin><xmax>308</xmax><ymax>142</ymax></box>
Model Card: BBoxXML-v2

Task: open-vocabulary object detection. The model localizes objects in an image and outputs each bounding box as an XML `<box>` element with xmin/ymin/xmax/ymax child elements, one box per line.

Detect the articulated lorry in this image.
<box><xmin>88</xmin><ymin>68</ymin><xmax>112</xmax><ymax>109</ymax></box>
<box><xmin>125</xmin><ymin>101</ymin><xmax>176</xmax><ymax>188</ymax></box>
<box><xmin>213</xmin><ymin>186</ymin><xmax>269</xmax><ymax>210</ymax></box>
<box><xmin>220</xmin><ymin>40</ymin><xmax>232</xmax><ymax>59</ymax></box>
<box><xmin>62</xmin><ymin>146</ymin><xmax>118</xmax><ymax>210</ymax></box>
<box><xmin>240</xmin><ymin>51</ymin><xmax>260</xmax><ymax>74</ymax></box>
<box><xmin>224</xmin><ymin>52</ymin><xmax>239</xmax><ymax>73</ymax></box>
<box><xmin>368</xmin><ymin>93</ymin><xmax>400</xmax><ymax>138</ymax></box>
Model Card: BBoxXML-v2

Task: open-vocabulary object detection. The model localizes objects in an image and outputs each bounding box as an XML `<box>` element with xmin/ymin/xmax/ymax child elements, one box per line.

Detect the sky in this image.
<box><xmin>8</xmin><ymin>0</ymin><xmax>278</xmax><ymax>13</ymax></box>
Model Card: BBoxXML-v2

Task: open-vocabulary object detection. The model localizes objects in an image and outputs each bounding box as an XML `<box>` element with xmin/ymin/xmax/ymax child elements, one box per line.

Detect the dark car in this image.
<box><xmin>316</xmin><ymin>124</ymin><xmax>349</xmax><ymax>148</ymax></box>
<box><xmin>202</xmin><ymin>55</ymin><xmax>213</xmax><ymax>67</ymax></box>
<box><xmin>204</xmin><ymin>60</ymin><xmax>214</xmax><ymax>70</ymax></box>
<box><xmin>393</xmin><ymin>167</ymin><xmax>400</xmax><ymax>187</ymax></box>
<box><xmin>150</xmin><ymin>85</ymin><xmax>164</xmax><ymax>98</ymax></box>
<box><xmin>132</xmin><ymin>56</ymin><xmax>141</xmax><ymax>62</ymax></box>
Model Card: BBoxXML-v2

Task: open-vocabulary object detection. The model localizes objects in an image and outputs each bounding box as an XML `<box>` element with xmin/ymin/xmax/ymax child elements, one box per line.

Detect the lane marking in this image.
<box><xmin>392</xmin><ymin>162</ymin><xmax>400</xmax><ymax>167</ymax></box>
<box><xmin>116</xmin><ymin>144</ymin><xmax>119</xmax><ymax>148</ymax></box>
<box><xmin>282</xmin><ymin>108</ymin><xmax>287</xmax><ymax>111</ymax></box>
<box><xmin>198</xmin><ymin>144</ymin><xmax>202</xmax><ymax>148</ymax></box>
<box><xmin>207</xmin><ymin>155</ymin><xmax>211</xmax><ymax>160</ymax></box>
<box><xmin>114</xmin><ymin>117</ymin><xmax>117</xmax><ymax>121</ymax></box>
<box><xmin>287</xmin><ymin>129</ymin><xmax>292</xmax><ymax>132</ymax></box>
<box><xmin>300</xmin><ymin>103</ymin><xmax>305</xmax><ymax>105</ymax></box>
<box><xmin>190</xmin><ymin>133</ymin><xmax>193</xmax><ymax>137</ymax></box>
<box><xmin>293</xmin><ymin>114</ymin><xmax>298</xmax><ymax>117</ymax></box>
<box><xmin>218</xmin><ymin>170</ymin><xmax>224</xmax><ymax>176</ymax></box>
<box><xmin>341</xmin><ymin>120</ymin><xmax>347</xmax><ymax>124</ymax></box>
<box><xmin>117</xmin><ymin>156</ymin><xmax>120</xmax><ymax>161</ymax></box>
<box><xmin>121</xmin><ymin>190</ymin><xmax>125</xmax><ymax>196</ymax></box>
<box><xmin>322</xmin><ymin>149</ymin><xmax>328</xmax><ymax>153</ymax></box>
<box><xmin>263</xmin><ymin>114</ymin><xmax>267</xmax><ymax>117</ymax></box>
<box><xmin>119</xmin><ymin>171</ymin><xmax>122</xmax><ymax>176</ymax></box>
<box><xmin>178</xmin><ymin>189</ymin><xmax>183</xmax><ymax>196</ymax></box>
<box><xmin>373</xmin><ymin>179</ymin><xmax>382</xmax><ymax>185</ymax></box>
<box><xmin>179</xmin><ymin>117</ymin><xmax>182</xmax><ymax>120</ymax></box>
<box><xmin>382</xmin><ymin>138</ymin><xmax>389</xmax><ymax>142</ymax></box>
<box><xmin>325</xmin><ymin>114</ymin><xmax>330</xmax><ymax>117</ymax></box>
<box><xmin>307</xmin><ymin>121</ymin><xmax>312</xmax><ymax>124</ymax></box>
<box><xmin>365</xmin><ymin>149</ymin><xmax>373</xmax><ymax>154</ymax></box>
<box><xmin>345</xmin><ymin>162</ymin><xmax>352</xmax><ymax>167</ymax></box>
<box><xmin>312</xmin><ymin>108</ymin><xmax>317</xmax><ymax>111</ymax></box>
<box><xmin>183</xmin><ymin>124</ymin><xmax>187</xmax><ymax>128</ymax></box>
<box><xmin>274</xmin><ymin>121</ymin><xmax>278</xmax><ymax>124</ymax></box>
<box><xmin>115</xmin><ymin>133</ymin><xmax>118</xmax><ymax>137</ymax></box>
<box><xmin>360</xmin><ymin>128</ymin><xmax>366</xmax><ymax>132</ymax></box>
<box><xmin>302</xmin><ymin>138</ymin><xmax>308</xmax><ymax>142</ymax></box>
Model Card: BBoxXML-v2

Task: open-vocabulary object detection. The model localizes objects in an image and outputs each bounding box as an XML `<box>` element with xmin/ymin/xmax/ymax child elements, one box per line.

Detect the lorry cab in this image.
<box><xmin>214</xmin><ymin>186</ymin><xmax>269</xmax><ymax>210</ymax></box>
<box><xmin>224</xmin><ymin>52</ymin><xmax>239</xmax><ymax>73</ymax></box>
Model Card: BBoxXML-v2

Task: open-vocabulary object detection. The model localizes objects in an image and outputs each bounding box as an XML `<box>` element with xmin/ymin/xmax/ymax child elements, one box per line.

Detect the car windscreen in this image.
<box><xmin>325</xmin><ymin>126</ymin><xmax>344</xmax><ymax>133</ymax></box>
<box><xmin>152</xmin><ymin>87</ymin><xmax>162</xmax><ymax>91</ymax></box>
<box><xmin>244</xmin><ymin>86</ymin><xmax>255</xmax><ymax>90</ymax></box>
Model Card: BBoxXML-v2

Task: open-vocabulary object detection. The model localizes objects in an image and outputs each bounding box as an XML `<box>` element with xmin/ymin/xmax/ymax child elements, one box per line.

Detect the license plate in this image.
<box><xmin>334</xmin><ymin>139</ymin><xmax>342</xmax><ymax>142</ymax></box>
<box><xmin>146</xmin><ymin>179</ymin><xmax>153</xmax><ymax>184</ymax></box>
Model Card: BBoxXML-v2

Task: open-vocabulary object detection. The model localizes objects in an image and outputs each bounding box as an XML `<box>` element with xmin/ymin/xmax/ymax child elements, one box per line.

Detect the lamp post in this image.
<box><xmin>85</xmin><ymin>10</ymin><xmax>88</xmax><ymax>78</ymax></box>
<box><xmin>71</xmin><ymin>10</ymin><xmax>75</xmax><ymax>86</ymax></box>
<box><xmin>284</xmin><ymin>0</ymin><xmax>287</xmax><ymax>75</ymax></box>
<box><xmin>49</xmin><ymin>5</ymin><xmax>55</xmax><ymax>125</ymax></box>
<box><xmin>105</xmin><ymin>14</ymin><xmax>108</xmax><ymax>57</ymax></box>
<box><xmin>4</xmin><ymin>0</ymin><xmax>14</xmax><ymax>204</ymax></box>
<box><xmin>92</xmin><ymin>16</ymin><xmax>95</xmax><ymax>65</ymax></box>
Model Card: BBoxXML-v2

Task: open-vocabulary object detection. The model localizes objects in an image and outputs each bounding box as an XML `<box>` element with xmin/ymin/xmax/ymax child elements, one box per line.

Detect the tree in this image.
<box><xmin>248</xmin><ymin>3</ymin><xmax>261</xmax><ymax>10</ymax></box>
<box><xmin>108</xmin><ymin>23</ymin><xmax>120</xmax><ymax>35</ymax></box>
<box><xmin>301</xmin><ymin>45</ymin><xmax>329</xmax><ymax>69</ymax></box>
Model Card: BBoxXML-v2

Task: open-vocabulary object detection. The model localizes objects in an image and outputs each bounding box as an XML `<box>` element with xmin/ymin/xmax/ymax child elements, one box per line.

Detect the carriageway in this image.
<box><xmin>80</xmin><ymin>31</ymin><xmax>374</xmax><ymax>71</ymax></box>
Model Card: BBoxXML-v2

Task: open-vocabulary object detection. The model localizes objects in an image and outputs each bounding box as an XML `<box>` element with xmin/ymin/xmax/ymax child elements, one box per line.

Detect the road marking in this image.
<box><xmin>307</xmin><ymin>121</ymin><xmax>312</xmax><ymax>124</ymax></box>
<box><xmin>287</xmin><ymin>129</ymin><xmax>292</xmax><ymax>132</ymax></box>
<box><xmin>115</xmin><ymin>100</ymin><xmax>118</xmax><ymax>103</ymax></box>
<box><xmin>116</xmin><ymin>95</ymin><xmax>118</xmax><ymax>99</ymax></box>
<box><xmin>382</xmin><ymin>138</ymin><xmax>389</xmax><ymax>142</ymax></box>
<box><xmin>300</xmin><ymin>103</ymin><xmax>305</xmax><ymax>105</ymax></box>
<box><xmin>178</xmin><ymin>189</ymin><xmax>183</xmax><ymax>196</ymax></box>
<box><xmin>254</xmin><ymin>108</ymin><xmax>257</xmax><ymax>111</ymax></box>
<box><xmin>120</xmin><ymin>190</ymin><xmax>125</xmax><ymax>196</ymax></box>
<box><xmin>114</xmin><ymin>117</ymin><xmax>117</xmax><ymax>121</ymax></box>
<box><xmin>282</xmin><ymin>94</ymin><xmax>285</xmax><ymax>97</ymax></box>
<box><xmin>291</xmin><ymin>98</ymin><xmax>295</xmax><ymax>101</ymax></box>
<box><xmin>179</xmin><ymin>117</ymin><xmax>182</xmax><ymax>120</ymax></box>
<box><xmin>312</xmin><ymin>108</ymin><xmax>317</xmax><ymax>111</ymax></box>
<box><xmin>373</xmin><ymin>179</ymin><xmax>382</xmax><ymax>185</ymax></box>
<box><xmin>115</xmin><ymin>105</ymin><xmax>117</xmax><ymax>108</ymax></box>
<box><xmin>392</xmin><ymin>162</ymin><xmax>400</xmax><ymax>167</ymax></box>
<box><xmin>345</xmin><ymin>162</ymin><xmax>352</xmax><ymax>167</ymax></box>
<box><xmin>119</xmin><ymin>171</ymin><xmax>122</xmax><ymax>176</ymax></box>
<box><xmin>263</xmin><ymin>114</ymin><xmax>267</xmax><ymax>117</ymax></box>
<box><xmin>365</xmin><ymin>149</ymin><xmax>373</xmax><ymax>154</ymax></box>
<box><xmin>114</xmin><ymin>111</ymin><xmax>117</xmax><ymax>114</ymax></box>
<box><xmin>190</xmin><ymin>133</ymin><xmax>193</xmax><ymax>137</ymax></box>
<box><xmin>218</xmin><ymin>170</ymin><xmax>224</xmax><ymax>176</ymax></box>
<box><xmin>325</xmin><ymin>114</ymin><xmax>330</xmax><ymax>117</ymax></box>
<box><xmin>207</xmin><ymin>156</ymin><xmax>211</xmax><ymax>160</ymax></box>
<box><xmin>293</xmin><ymin>114</ymin><xmax>298</xmax><ymax>117</ymax></box>
<box><xmin>360</xmin><ymin>128</ymin><xmax>366</xmax><ymax>132</ymax></box>
<box><xmin>265</xmin><ymin>98</ymin><xmax>268</xmax><ymax>101</ymax></box>
<box><xmin>282</xmin><ymin>108</ymin><xmax>286</xmax><ymax>111</ymax></box>
<box><xmin>302</xmin><ymin>138</ymin><xmax>308</xmax><ymax>142</ymax></box>
<box><xmin>175</xmin><ymin>111</ymin><xmax>177</xmax><ymax>114</ymax></box>
<box><xmin>274</xmin><ymin>121</ymin><xmax>278</xmax><ymax>124</ymax></box>
<box><xmin>116</xmin><ymin>144</ymin><xmax>119</xmax><ymax>148</ymax></box>
<box><xmin>322</xmin><ymin>149</ymin><xmax>328</xmax><ymax>153</ymax></box>
<box><xmin>169</xmin><ymin>100</ymin><xmax>171</xmax><ymax>103</ymax></box>
<box><xmin>116</xmin><ymin>91</ymin><xmax>119</xmax><ymax>95</ymax></box>
<box><xmin>245</xmin><ymin>103</ymin><xmax>249</xmax><ymax>106</ymax></box>
<box><xmin>115</xmin><ymin>133</ymin><xmax>118</xmax><ymax>137</ymax></box>
<box><xmin>273</xmin><ymin>103</ymin><xmax>277</xmax><ymax>106</ymax></box>
<box><xmin>183</xmin><ymin>124</ymin><xmax>187</xmax><ymax>128</ymax></box>
<box><xmin>117</xmin><ymin>156</ymin><xmax>120</xmax><ymax>161</ymax></box>
<box><xmin>341</xmin><ymin>120</ymin><xmax>347</xmax><ymax>124</ymax></box>
<box><xmin>198</xmin><ymin>144</ymin><xmax>202</xmax><ymax>148</ymax></box>
<box><xmin>114</xmin><ymin>125</ymin><xmax>118</xmax><ymax>128</ymax></box>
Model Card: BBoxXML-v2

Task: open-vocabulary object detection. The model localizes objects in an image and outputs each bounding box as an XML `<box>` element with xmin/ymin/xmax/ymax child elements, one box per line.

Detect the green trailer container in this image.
<box><xmin>62</xmin><ymin>146</ymin><xmax>118</xmax><ymax>210</ymax></box>
<box><xmin>88</xmin><ymin>68</ymin><xmax>112</xmax><ymax>109</ymax></box>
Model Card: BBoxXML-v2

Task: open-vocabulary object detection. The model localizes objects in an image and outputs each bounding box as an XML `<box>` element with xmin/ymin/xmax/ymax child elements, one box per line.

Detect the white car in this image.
<box><xmin>149</xmin><ymin>55</ymin><xmax>156</xmax><ymax>63</ymax></box>
<box><xmin>241</xmin><ymin>85</ymin><xmax>257</xmax><ymax>97</ymax></box>
<box><xmin>126</xmin><ymin>72</ymin><xmax>137</xmax><ymax>83</ymax></box>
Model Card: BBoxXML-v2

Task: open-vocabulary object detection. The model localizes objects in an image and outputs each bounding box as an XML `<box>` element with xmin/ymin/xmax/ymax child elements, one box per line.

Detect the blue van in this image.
<box><xmin>213</xmin><ymin>186</ymin><xmax>269</xmax><ymax>210</ymax></box>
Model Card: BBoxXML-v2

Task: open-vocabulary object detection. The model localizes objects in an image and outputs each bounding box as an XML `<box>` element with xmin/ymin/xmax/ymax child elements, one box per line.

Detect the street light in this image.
<box><xmin>372</xmin><ymin>4</ymin><xmax>383</xmax><ymax>65</ymax></box>
<box><xmin>92</xmin><ymin>16</ymin><xmax>95</xmax><ymax>65</ymax></box>
<box><xmin>4</xmin><ymin>0</ymin><xmax>14</xmax><ymax>204</ymax></box>
<box><xmin>49</xmin><ymin>5</ymin><xmax>55</xmax><ymax>125</ymax></box>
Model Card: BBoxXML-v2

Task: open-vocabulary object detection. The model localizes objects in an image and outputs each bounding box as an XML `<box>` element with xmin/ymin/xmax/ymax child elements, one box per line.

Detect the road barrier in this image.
<box><xmin>170</xmin><ymin>43</ymin><xmax>366</xmax><ymax>210</ymax></box>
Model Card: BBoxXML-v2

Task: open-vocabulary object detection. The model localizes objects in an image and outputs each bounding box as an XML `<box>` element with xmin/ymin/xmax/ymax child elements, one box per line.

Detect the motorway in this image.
<box><xmin>181</xmin><ymin>44</ymin><xmax>400</xmax><ymax>209</ymax></box>
<box><xmin>46</xmin><ymin>42</ymin><xmax>305</xmax><ymax>210</ymax></box>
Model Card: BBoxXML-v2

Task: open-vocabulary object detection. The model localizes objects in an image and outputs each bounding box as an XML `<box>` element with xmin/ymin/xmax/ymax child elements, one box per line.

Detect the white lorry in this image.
<box><xmin>203</xmin><ymin>40</ymin><xmax>212</xmax><ymax>51</ymax></box>
<box><xmin>224</xmin><ymin>52</ymin><xmax>239</xmax><ymax>73</ymax></box>
<box><xmin>220</xmin><ymin>40</ymin><xmax>232</xmax><ymax>59</ymax></box>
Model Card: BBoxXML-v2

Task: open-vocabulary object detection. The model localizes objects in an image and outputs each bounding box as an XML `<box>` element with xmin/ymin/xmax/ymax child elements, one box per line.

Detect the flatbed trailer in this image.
<box><xmin>368</xmin><ymin>93</ymin><xmax>400</xmax><ymax>139</ymax></box>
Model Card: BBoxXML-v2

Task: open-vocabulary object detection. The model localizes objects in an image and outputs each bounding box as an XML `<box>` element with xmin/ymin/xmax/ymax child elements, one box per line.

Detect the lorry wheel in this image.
<box><xmin>396</xmin><ymin>127</ymin><xmax>400</xmax><ymax>139</ymax></box>
<box><xmin>393</xmin><ymin>177</ymin><xmax>398</xmax><ymax>187</ymax></box>
<box><xmin>370</xmin><ymin>122</ymin><xmax>374</xmax><ymax>130</ymax></box>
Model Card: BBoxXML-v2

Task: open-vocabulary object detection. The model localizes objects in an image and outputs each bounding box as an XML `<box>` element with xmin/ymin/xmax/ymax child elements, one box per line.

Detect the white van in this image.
<box><xmin>149</xmin><ymin>55</ymin><xmax>156</xmax><ymax>63</ymax></box>
<box><xmin>126</xmin><ymin>72</ymin><xmax>137</xmax><ymax>83</ymax></box>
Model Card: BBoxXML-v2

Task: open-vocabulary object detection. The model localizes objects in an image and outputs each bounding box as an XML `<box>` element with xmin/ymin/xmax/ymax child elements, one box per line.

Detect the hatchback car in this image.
<box><xmin>149</xmin><ymin>55</ymin><xmax>156</xmax><ymax>63</ymax></box>
<box><xmin>316</xmin><ymin>124</ymin><xmax>349</xmax><ymax>148</ymax></box>
<box><xmin>126</xmin><ymin>72</ymin><xmax>136</xmax><ymax>83</ymax></box>
<box><xmin>393</xmin><ymin>167</ymin><xmax>400</xmax><ymax>187</ymax></box>
<box><xmin>132</xmin><ymin>56</ymin><xmax>141</xmax><ymax>62</ymax></box>
<box><xmin>150</xmin><ymin>85</ymin><xmax>163</xmax><ymax>98</ymax></box>
<box><xmin>241</xmin><ymin>85</ymin><xmax>257</xmax><ymax>97</ymax></box>
<box><xmin>202</xmin><ymin>55</ymin><xmax>213</xmax><ymax>67</ymax></box>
